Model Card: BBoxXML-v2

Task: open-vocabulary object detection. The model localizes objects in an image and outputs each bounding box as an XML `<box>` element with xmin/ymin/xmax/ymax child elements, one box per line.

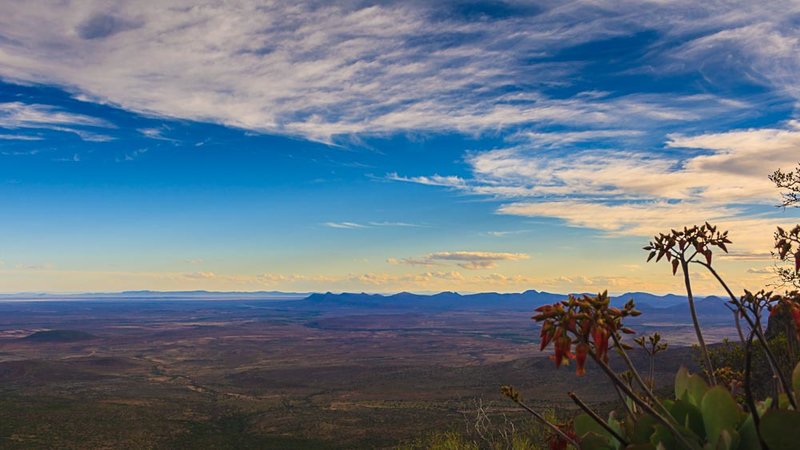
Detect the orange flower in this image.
<box><xmin>575</xmin><ymin>342</ymin><xmax>589</xmax><ymax>376</ymax></box>
<box><xmin>592</xmin><ymin>327</ymin><xmax>610</xmax><ymax>362</ymax></box>
<box><xmin>539</xmin><ymin>322</ymin><xmax>554</xmax><ymax>351</ymax></box>
<box><xmin>553</xmin><ymin>335</ymin><xmax>572</xmax><ymax>368</ymax></box>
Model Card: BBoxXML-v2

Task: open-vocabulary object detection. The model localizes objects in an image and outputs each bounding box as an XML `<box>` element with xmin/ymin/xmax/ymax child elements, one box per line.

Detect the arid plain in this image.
<box><xmin>0</xmin><ymin>294</ymin><xmax>730</xmax><ymax>448</ymax></box>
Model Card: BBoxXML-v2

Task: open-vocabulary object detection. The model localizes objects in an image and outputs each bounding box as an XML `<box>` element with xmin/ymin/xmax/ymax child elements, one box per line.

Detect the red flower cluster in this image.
<box><xmin>644</xmin><ymin>223</ymin><xmax>731</xmax><ymax>273</ymax></box>
<box><xmin>533</xmin><ymin>291</ymin><xmax>640</xmax><ymax>376</ymax></box>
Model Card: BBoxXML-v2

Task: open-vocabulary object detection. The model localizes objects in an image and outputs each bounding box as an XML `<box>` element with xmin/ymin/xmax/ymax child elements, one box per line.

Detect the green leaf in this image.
<box><xmin>792</xmin><ymin>361</ymin><xmax>800</xmax><ymax>398</ymax></box>
<box><xmin>760</xmin><ymin>410</ymin><xmax>800</xmax><ymax>450</ymax></box>
<box><xmin>649</xmin><ymin>424</ymin><xmax>675</xmax><ymax>450</ymax></box>
<box><xmin>578</xmin><ymin>432</ymin><xmax>615</xmax><ymax>450</ymax></box>
<box><xmin>714</xmin><ymin>428</ymin><xmax>739</xmax><ymax>450</ymax></box>
<box><xmin>756</xmin><ymin>398</ymin><xmax>772</xmax><ymax>417</ymax></box>
<box><xmin>687</xmin><ymin>374</ymin><xmax>709</xmax><ymax>406</ymax></box>
<box><xmin>666</xmin><ymin>399</ymin><xmax>704</xmax><ymax>439</ymax></box>
<box><xmin>630</xmin><ymin>414</ymin><xmax>658</xmax><ymax>444</ymax></box>
<box><xmin>574</xmin><ymin>413</ymin><xmax>613</xmax><ymax>444</ymax></box>
<box><xmin>779</xmin><ymin>392</ymin><xmax>790</xmax><ymax>410</ymax></box>
<box><xmin>607</xmin><ymin>412</ymin><xmax>624</xmax><ymax>450</ymax></box>
<box><xmin>737</xmin><ymin>415</ymin><xmax>760</xmax><ymax>450</ymax></box>
<box><xmin>675</xmin><ymin>366</ymin><xmax>690</xmax><ymax>400</ymax></box>
<box><xmin>700</xmin><ymin>386</ymin><xmax>741</xmax><ymax>448</ymax></box>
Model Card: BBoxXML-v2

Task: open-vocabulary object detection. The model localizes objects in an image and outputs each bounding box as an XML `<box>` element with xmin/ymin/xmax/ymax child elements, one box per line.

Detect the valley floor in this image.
<box><xmin>0</xmin><ymin>299</ymin><xmax>724</xmax><ymax>448</ymax></box>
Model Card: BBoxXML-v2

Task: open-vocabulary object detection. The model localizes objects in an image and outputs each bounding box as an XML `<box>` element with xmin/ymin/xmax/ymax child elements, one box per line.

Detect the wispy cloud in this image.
<box><xmin>0</xmin><ymin>102</ymin><xmax>114</xmax><ymax>142</ymax></box>
<box><xmin>387</xmin><ymin>257</ymin><xmax>442</xmax><ymax>267</ymax></box>
<box><xmin>0</xmin><ymin>102</ymin><xmax>111</xmax><ymax>129</ymax></box>
<box><xmin>387</xmin><ymin>172</ymin><xmax>467</xmax><ymax>188</ymax></box>
<box><xmin>368</xmin><ymin>221</ymin><xmax>422</xmax><ymax>227</ymax></box>
<box><xmin>394</xmin><ymin>121</ymin><xmax>800</xmax><ymax>255</ymax></box>
<box><xmin>485</xmin><ymin>230</ymin><xmax>530</xmax><ymax>238</ymax></box>
<box><xmin>0</xmin><ymin>133</ymin><xmax>43</xmax><ymax>141</ymax></box>
<box><xmin>183</xmin><ymin>271</ymin><xmax>216</xmax><ymax>280</ymax></box>
<box><xmin>0</xmin><ymin>1</ymin><xmax>784</xmax><ymax>142</ymax></box>
<box><xmin>390</xmin><ymin>251</ymin><xmax>530</xmax><ymax>270</ymax></box>
<box><xmin>324</xmin><ymin>220</ymin><xmax>421</xmax><ymax>229</ymax></box>
<box><xmin>512</xmin><ymin>129</ymin><xmax>645</xmax><ymax>147</ymax></box>
<box><xmin>117</xmin><ymin>147</ymin><xmax>148</xmax><ymax>162</ymax></box>
<box><xmin>323</xmin><ymin>222</ymin><xmax>368</xmax><ymax>229</ymax></box>
<box><xmin>138</xmin><ymin>127</ymin><xmax>177</xmax><ymax>143</ymax></box>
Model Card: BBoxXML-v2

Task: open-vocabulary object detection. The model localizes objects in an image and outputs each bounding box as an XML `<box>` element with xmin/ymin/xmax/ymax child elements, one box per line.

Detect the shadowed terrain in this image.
<box><xmin>0</xmin><ymin>292</ymin><xmax>731</xmax><ymax>448</ymax></box>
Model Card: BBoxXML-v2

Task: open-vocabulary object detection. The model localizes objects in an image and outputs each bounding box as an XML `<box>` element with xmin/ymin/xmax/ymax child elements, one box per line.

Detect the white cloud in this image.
<box><xmin>395</xmin><ymin>122</ymin><xmax>800</xmax><ymax>256</ymax></box>
<box><xmin>368</xmin><ymin>221</ymin><xmax>421</xmax><ymax>227</ymax></box>
<box><xmin>387</xmin><ymin>257</ymin><xmax>441</xmax><ymax>267</ymax></box>
<box><xmin>137</xmin><ymin>127</ymin><xmax>176</xmax><ymax>142</ymax></box>
<box><xmin>0</xmin><ymin>133</ymin><xmax>43</xmax><ymax>141</ymax></box>
<box><xmin>324</xmin><ymin>220</ymin><xmax>421</xmax><ymax>229</ymax></box>
<box><xmin>514</xmin><ymin>129</ymin><xmax>644</xmax><ymax>146</ymax></box>
<box><xmin>0</xmin><ymin>102</ymin><xmax>111</xmax><ymax>129</ymax></box>
<box><xmin>390</xmin><ymin>250</ymin><xmax>530</xmax><ymax>270</ymax></box>
<box><xmin>669</xmin><ymin>21</ymin><xmax>800</xmax><ymax>99</ymax></box>
<box><xmin>0</xmin><ymin>102</ymin><xmax>114</xmax><ymax>142</ymax></box>
<box><xmin>0</xmin><ymin>1</ymin><xmax>784</xmax><ymax>142</ymax></box>
<box><xmin>183</xmin><ymin>271</ymin><xmax>216</xmax><ymax>279</ymax></box>
<box><xmin>322</xmin><ymin>221</ymin><xmax>368</xmax><ymax>229</ymax></box>
<box><xmin>387</xmin><ymin>172</ymin><xmax>468</xmax><ymax>188</ymax></box>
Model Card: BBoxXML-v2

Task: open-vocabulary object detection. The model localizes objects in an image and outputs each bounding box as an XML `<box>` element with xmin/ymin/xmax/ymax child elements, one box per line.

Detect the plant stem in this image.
<box><xmin>696</xmin><ymin>260</ymin><xmax>797</xmax><ymax>409</ymax></box>
<box><xmin>568</xmin><ymin>391</ymin><xmax>629</xmax><ymax>446</ymax></box>
<box><xmin>680</xmin><ymin>258</ymin><xmax>716</xmax><ymax>384</ymax></box>
<box><xmin>744</xmin><ymin>332</ymin><xmax>767</xmax><ymax>449</ymax></box>
<box><xmin>733</xmin><ymin>310</ymin><xmax>746</xmax><ymax>345</ymax></box>
<box><xmin>590</xmin><ymin>352</ymin><xmax>700</xmax><ymax>450</ymax></box>
<box><xmin>508</xmin><ymin>396</ymin><xmax>579</xmax><ymax>448</ymax></box>
<box><xmin>612</xmin><ymin>383</ymin><xmax>636</xmax><ymax>416</ymax></box>
<box><xmin>609</xmin><ymin>333</ymin><xmax>673</xmax><ymax>419</ymax></box>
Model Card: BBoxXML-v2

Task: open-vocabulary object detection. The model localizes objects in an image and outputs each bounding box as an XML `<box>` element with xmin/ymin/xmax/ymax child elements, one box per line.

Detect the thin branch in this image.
<box><xmin>733</xmin><ymin>309</ymin><xmax>746</xmax><ymax>344</ymax></box>
<box><xmin>681</xmin><ymin>258</ymin><xmax>716</xmax><ymax>384</ymax></box>
<box><xmin>506</xmin><ymin>395</ymin><xmax>579</xmax><ymax>448</ymax></box>
<box><xmin>568</xmin><ymin>392</ymin><xmax>629</xmax><ymax>446</ymax></box>
<box><xmin>609</xmin><ymin>333</ymin><xmax>673</xmax><ymax>419</ymax></box>
<box><xmin>744</xmin><ymin>332</ymin><xmax>767</xmax><ymax>449</ymax></box>
<box><xmin>590</xmin><ymin>352</ymin><xmax>701</xmax><ymax>450</ymax></box>
<box><xmin>695</xmin><ymin>260</ymin><xmax>797</xmax><ymax>409</ymax></box>
<box><xmin>612</xmin><ymin>383</ymin><xmax>636</xmax><ymax>417</ymax></box>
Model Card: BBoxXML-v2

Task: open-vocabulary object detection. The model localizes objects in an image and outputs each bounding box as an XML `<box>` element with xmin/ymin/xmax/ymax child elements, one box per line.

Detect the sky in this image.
<box><xmin>1</xmin><ymin>0</ymin><xmax>800</xmax><ymax>295</ymax></box>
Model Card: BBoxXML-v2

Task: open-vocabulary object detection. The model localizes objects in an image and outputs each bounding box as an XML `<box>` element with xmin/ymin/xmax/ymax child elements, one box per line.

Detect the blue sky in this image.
<box><xmin>1</xmin><ymin>1</ymin><xmax>799</xmax><ymax>294</ymax></box>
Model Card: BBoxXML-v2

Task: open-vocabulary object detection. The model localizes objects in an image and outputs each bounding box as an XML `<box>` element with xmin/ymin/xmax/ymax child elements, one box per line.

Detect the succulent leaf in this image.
<box><xmin>700</xmin><ymin>386</ymin><xmax>742</xmax><ymax>449</ymax></box>
<box><xmin>759</xmin><ymin>410</ymin><xmax>800</xmax><ymax>450</ymax></box>
<box><xmin>687</xmin><ymin>374</ymin><xmax>709</xmax><ymax>406</ymax></box>
<box><xmin>574</xmin><ymin>413</ymin><xmax>613</xmax><ymax>444</ymax></box>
